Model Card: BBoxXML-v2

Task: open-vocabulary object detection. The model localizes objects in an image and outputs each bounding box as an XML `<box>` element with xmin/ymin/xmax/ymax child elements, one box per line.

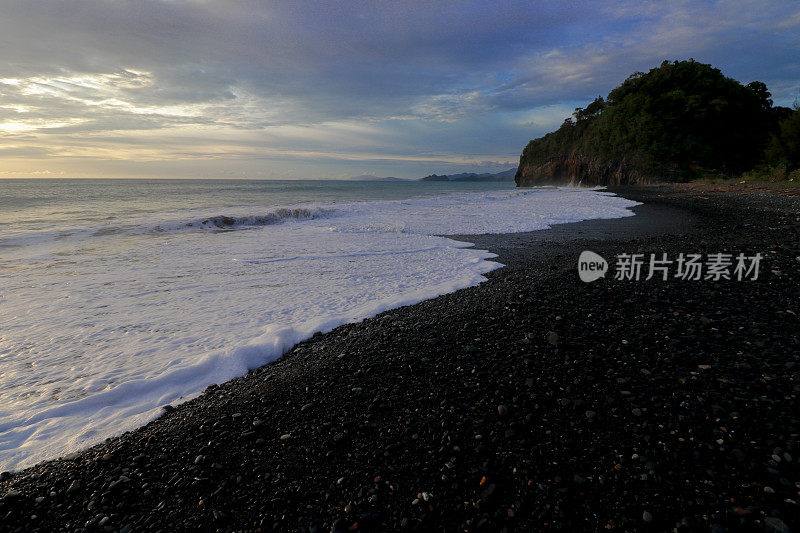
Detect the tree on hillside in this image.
<box><xmin>573</xmin><ymin>97</ymin><xmax>606</xmax><ymax>122</ymax></box>
<box><xmin>766</xmin><ymin>108</ymin><xmax>800</xmax><ymax>169</ymax></box>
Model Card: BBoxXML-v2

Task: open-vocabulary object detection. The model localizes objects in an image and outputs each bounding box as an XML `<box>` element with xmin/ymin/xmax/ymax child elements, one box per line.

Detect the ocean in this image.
<box><xmin>0</xmin><ymin>178</ymin><xmax>639</xmax><ymax>471</ymax></box>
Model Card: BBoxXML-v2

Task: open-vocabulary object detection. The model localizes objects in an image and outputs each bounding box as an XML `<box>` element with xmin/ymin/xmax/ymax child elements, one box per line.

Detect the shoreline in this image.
<box><xmin>0</xmin><ymin>184</ymin><xmax>634</xmax><ymax>476</ymax></box>
<box><xmin>1</xmin><ymin>184</ymin><xmax>799</xmax><ymax>532</ymax></box>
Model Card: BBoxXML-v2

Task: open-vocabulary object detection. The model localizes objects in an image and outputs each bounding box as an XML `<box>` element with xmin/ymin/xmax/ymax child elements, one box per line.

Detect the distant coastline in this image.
<box><xmin>347</xmin><ymin>175</ymin><xmax>410</xmax><ymax>182</ymax></box>
<box><xmin>348</xmin><ymin>168</ymin><xmax>517</xmax><ymax>182</ymax></box>
<box><xmin>419</xmin><ymin>168</ymin><xmax>516</xmax><ymax>182</ymax></box>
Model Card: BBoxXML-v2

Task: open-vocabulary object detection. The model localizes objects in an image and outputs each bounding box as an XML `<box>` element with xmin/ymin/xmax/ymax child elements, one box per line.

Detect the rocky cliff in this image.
<box><xmin>515</xmin><ymin>152</ymin><xmax>656</xmax><ymax>187</ymax></box>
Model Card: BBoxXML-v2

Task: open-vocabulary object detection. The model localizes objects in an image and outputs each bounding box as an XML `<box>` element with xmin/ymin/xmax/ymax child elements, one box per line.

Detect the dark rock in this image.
<box><xmin>2</xmin><ymin>490</ymin><xmax>21</xmax><ymax>502</ymax></box>
<box><xmin>764</xmin><ymin>517</ymin><xmax>790</xmax><ymax>533</ymax></box>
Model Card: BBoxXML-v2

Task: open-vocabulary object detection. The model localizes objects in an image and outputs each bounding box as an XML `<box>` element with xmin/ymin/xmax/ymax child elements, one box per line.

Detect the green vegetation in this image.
<box><xmin>753</xmin><ymin>102</ymin><xmax>800</xmax><ymax>181</ymax></box>
<box><xmin>518</xmin><ymin>60</ymin><xmax>797</xmax><ymax>183</ymax></box>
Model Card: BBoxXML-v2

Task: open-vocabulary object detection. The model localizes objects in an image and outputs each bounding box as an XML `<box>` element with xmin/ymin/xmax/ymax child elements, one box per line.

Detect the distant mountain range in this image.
<box><xmin>419</xmin><ymin>168</ymin><xmax>517</xmax><ymax>182</ymax></box>
<box><xmin>347</xmin><ymin>168</ymin><xmax>517</xmax><ymax>182</ymax></box>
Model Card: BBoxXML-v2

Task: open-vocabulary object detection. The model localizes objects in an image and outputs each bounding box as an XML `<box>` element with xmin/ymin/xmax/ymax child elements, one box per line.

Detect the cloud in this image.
<box><xmin>0</xmin><ymin>0</ymin><xmax>798</xmax><ymax>178</ymax></box>
<box><xmin>515</xmin><ymin>104</ymin><xmax>577</xmax><ymax>130</ymax></box>
<box><xmin>0</xmin><ymin>145</ymin><xmax>54</xmax><ymax>158</ymax></box>
<box><xmin>494</xmin><ymin>0</ymin><xmax>800</xmax><ymax>109</ymax></box>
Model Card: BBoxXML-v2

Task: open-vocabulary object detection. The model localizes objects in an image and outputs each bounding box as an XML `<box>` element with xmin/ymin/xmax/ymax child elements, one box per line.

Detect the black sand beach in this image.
<box><xmin>1</xmin><ymin>184</ymin><xmax>799</xmax><ymax>532</ymax></box>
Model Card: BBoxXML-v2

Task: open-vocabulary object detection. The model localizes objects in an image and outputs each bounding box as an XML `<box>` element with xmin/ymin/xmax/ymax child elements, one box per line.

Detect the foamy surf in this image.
<box><xmin>0</xmin><ymin>182</ymin><xmax>639</xmax><ymax>472</ymax></box>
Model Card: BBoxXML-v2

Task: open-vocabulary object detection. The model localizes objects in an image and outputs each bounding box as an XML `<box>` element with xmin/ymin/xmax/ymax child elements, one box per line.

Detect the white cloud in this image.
<box><xmin>516</xmin><ymin>104</ymin><xmax>576</xmax><ymax>130</ymax></box>
<box><xmin>409</xmin><ymin>91</ymin><xmax>489</xmax><ymax>121</ymax></box>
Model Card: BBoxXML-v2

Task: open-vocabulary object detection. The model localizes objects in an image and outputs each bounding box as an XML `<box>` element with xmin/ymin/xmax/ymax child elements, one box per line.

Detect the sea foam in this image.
<box><xmin>0</xmin><ymin>186</ymin><xmax>639</xmax><ymax>471</ymax></box>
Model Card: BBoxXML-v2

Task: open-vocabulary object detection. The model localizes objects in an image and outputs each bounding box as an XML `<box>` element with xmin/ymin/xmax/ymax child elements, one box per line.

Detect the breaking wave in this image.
<box><xmin>191</xmin><ymin>207</ymin><xmax>334</xmax><ymax>230</ymax></box>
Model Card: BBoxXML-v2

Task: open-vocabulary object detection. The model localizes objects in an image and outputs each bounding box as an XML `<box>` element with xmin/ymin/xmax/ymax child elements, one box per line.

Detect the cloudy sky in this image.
<box><xmin>0</xmin><ymin>1</ymin><xmax>798</xmax><ymax>179</ymax></box>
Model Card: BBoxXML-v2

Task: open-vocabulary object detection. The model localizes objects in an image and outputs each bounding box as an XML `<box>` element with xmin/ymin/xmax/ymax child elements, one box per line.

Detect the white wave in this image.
<box><xmin>182</xmin><ymin>207</ymin><xmax>334</xmax><ymax>230</ymax></box>
<box><xmin>0</xmin><ymin>206</ymin><xmax>337</xmax><ymax>258</ymax></box>
<box><xmin>0</xmin><ymin>186</ymin><xmax>639</xmax><ymax>471</ymax></box>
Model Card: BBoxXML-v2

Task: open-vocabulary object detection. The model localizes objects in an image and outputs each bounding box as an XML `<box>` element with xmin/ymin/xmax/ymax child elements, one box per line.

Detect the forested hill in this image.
<box><xmin>515</xmin><ymin>60</ymin><xmax>796</xmax><ymax>186</ymax></box>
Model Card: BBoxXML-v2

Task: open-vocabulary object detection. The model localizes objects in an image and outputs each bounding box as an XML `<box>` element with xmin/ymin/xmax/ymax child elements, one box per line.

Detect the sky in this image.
<box><xmin>0</xmin><ymin>1</ymin><xmax>798</xmax><ymax>179</ymax></box>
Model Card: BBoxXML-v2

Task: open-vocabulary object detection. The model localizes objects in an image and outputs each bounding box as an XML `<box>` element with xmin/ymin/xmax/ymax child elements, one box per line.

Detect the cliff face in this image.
<box><xmin>515</xmin><ymin>151</ymin><xmax>655</xmax><ymax>187</ymax></box>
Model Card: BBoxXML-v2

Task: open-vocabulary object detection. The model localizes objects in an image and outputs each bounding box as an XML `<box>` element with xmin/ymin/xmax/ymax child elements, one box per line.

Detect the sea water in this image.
<box><xmin>0</xmin><ymin>179</ymin><xmax>639</xmax><ymax>471</ymax></box>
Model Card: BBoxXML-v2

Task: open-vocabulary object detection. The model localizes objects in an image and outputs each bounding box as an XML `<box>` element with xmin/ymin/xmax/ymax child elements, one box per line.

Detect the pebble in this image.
<box><xmin>280</xmin><ymin>433</ymin><xmax>291</xmax><ymax>440</ymax></box>
<box><xmin>497</xmin><ymin>405</ymin><xmax>509</xmax><ymax>417</ymax></box>
<box><xmin>764</xmin><ymin>517</ymin><xmax>790</xmax><ymax>533</ymax></box>
<box><xmin>546</xmin><ymin>331</ymin><xmax>559</xmax><ymax>346</ymax></box>
<box><xmin>642</xmin><ymin>511</ymin><xmax>653</xmax><ymax>523</ymax></box>
<box><xmin>3</xmin><ymin>490</ymin><xmax>21</xmax><ymax>502</ymax></box>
